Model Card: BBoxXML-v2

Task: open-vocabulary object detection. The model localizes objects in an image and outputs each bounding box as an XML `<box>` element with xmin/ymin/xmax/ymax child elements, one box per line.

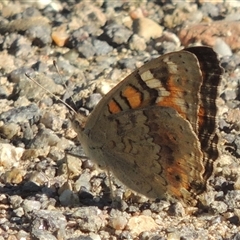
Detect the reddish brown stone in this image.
<box><xmin>179</xmin><ymin>21</ymin><xmax>240</xmax><ymax>51</ymax></box>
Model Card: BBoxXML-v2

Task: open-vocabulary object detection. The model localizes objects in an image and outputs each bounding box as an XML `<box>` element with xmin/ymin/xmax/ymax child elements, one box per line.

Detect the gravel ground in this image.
<box><xmin>1</xmin><ymin>1</ymin><xmax>240</xmax><ymax>239</ymax></box>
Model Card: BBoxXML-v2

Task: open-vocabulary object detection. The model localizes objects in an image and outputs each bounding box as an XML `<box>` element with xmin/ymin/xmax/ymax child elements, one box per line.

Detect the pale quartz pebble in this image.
<box><xmin>213</xmin><ymin>38</ymin><xmax>232</xmax><ymax>57</ymax></box>
<box><xmin>132</xmin><ymin>17</ymin><xmax>163</xmax><ymax>41</ymax></box>
<box><xmin>234</xmin><ymin>176</ymin><xmax>240</xmax><ymax>190</ymax></box>
<box><xmin>0</xmin><ymin>143</ymin><xmax>24</xmax><ymax>168</ymax></box>
<box><xmin>3</xmin><ymin>167</ymin><xmax>25</xmax><ymax>184</ymax></box>
<box><xmin>167</xmin><ymin>232</ymin><xmax>181</xmax><ymax>240</ymax></box>
<box><xmin>22</xmin><ymin>199</ymin><xmax>41</xmax><ymax>213</ymax></box>
<box><xmin>126</xmin><ymin>215</ymin><xmax>158</xmax><ymax>236</ymax></box>
<box><xmin>57</xmin><ymin>154</ymin><xmax>82</xmax><ymax>179</ymax></box>
<box><xmin>0</xmin><ymin>122</ymin><xmax>20</xmax><ymax>139</ymax></box>
<box><xmin>109</xmin><ymin>215</ymin><xmax>128</xmax><ymax>230</ymax></box>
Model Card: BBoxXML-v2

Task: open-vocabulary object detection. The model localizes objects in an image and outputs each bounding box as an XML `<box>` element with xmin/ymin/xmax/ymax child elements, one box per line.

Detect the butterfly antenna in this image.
<box><xmin>53</xmin><ymin>60</ymin><xmax>78</xmax><ymax>111</ymax></box>
<box><xmin>25</xmin><ymin>72</ymin><xmax>77</xmax><ymax>115</ymax></box>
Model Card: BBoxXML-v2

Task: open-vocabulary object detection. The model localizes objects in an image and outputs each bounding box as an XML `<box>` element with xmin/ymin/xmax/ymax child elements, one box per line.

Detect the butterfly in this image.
<box><xmin>69</xmin><ymin>47</ymin><xmax>222</xmax><ymax>204</ymax></box>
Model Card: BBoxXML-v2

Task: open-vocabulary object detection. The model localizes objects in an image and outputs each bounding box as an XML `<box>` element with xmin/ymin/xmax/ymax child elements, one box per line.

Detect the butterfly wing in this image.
<box><xmin>102</xmin><ymin>105</ymin><xmax>204</xmax><ymax>201</ymax></box>
<box><xmin>87</xmin><ymin>48</ymin><xmax>203</xmax><ymax>133</ymax></box>
<box><xmin>185</xmin><ymin>47</ymin><xmax>222</xmax><ymax>180</ymax></box>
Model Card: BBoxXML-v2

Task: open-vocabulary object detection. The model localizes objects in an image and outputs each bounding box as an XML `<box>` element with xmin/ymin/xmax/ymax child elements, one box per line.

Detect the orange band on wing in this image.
<box><xmin>122</xmin><ymin>86</ymin><xmax>142</xmax><ymax>109</ymax></box>
<box><xmin>108</xmin><ymin>99</ymin><xmax>121</xmax><ymax>114</ymax></box>
<box><xmin>157</xmin><ymin>77</ymin><xmax>187</xmax><ymax>119</ymax></box>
